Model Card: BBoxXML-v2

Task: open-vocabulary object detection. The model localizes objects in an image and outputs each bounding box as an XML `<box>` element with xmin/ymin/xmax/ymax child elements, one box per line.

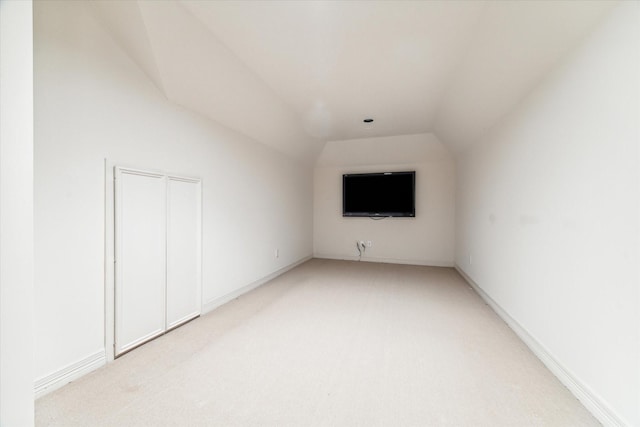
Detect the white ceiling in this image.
<box><xmin>90</xmin><ymin>0</ymin><xmax>616</xmax><ymax>160</ymax></box>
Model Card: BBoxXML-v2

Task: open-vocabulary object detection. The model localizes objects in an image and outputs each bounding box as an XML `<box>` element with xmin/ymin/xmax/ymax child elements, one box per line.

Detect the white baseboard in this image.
<box><xmin>314</xmin><ymin>253</ymin><xmax>454</xmax><ymax>268</ymax></box>
<box><xmin>202</xmin><ymin>256</ymin><xmax>312</xmax><ymax>314</ymax></box>
<box><xmin>454</xmin><ymin>265</ymin><xmax>628</xmax><ymax>427</ymax></box>
<box><xmin>34</xmin><ymin>349</ymin><xmax>106</xmax><ymax>399</ymax></box>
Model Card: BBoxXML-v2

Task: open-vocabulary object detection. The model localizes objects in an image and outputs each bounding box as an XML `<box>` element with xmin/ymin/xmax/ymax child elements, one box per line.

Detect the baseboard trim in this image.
<box><xmin>314</xmin><ymin>253</ymin><xmax>454</xmax><ymax>267</ymax></box>
<box><xmin>34</xmin><ymin>349</ymin><xmax>106</xmax><ymax>399</ymax></box>
<box><xmin>202</xmin><ymin>256</ymin><xmax>312</xmax><ymax>314</ymax></box>
<box><xmin>454</xmin><ymin>265</ymin><xmax>628</xmax><ymax>427</ymax></box>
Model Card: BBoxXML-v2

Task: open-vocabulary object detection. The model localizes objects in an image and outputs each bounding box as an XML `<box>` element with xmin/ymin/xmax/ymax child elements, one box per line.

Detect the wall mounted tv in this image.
<box><xmin>343</xmin><ymin>171</ymin><xmax>415</xmax><ymax>218</ymax></box>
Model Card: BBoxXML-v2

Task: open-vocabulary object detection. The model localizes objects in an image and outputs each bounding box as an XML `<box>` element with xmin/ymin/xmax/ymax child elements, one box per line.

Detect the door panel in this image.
<box><xmin>166</xmin><ymin>177</ymin><xmax>202</xmax><ymax>329</ymax></box>
<box><xmin>115</xmin><ymin>168</ymin><xmax>166</xmax><ymax>355</ymax></box>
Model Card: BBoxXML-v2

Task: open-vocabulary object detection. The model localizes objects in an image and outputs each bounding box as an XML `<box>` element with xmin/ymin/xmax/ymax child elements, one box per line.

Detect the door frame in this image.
<box><xmin>104</xmin><ymin>160</ymin><xmax>202</xmax><ymax>361</ymax></box>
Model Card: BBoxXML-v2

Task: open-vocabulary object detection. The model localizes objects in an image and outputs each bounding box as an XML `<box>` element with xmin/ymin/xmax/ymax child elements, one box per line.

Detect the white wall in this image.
<box><xmin>34</xmin><ymin>1</ymin><xmax>312</xmax><ymax>391</ymax></box>
<box><xmin>0</xmin><ymin>1</ymin><xmax>35</xmax><ymax>424</ymax></box>
<box><xmin>455</xmin><ymin>3</ymin><xmax>639</xmax><ymax>426</ymax></box>
<box><xmin>314</xmin><ymin>134</ymin><xmax>455</xmax><ymax>266</ymax></box>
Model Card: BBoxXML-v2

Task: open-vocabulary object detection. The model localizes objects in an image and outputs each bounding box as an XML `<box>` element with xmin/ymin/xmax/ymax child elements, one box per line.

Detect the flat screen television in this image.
<box><xmin>343</xmin><ymin>171</ymin><xmax>415</xmax><ymax>218</ymax></box>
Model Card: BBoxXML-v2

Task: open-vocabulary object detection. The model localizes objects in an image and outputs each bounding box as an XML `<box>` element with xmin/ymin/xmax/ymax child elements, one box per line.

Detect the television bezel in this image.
<box><xmin>342</xmin><ymin>171</ymin><xmax>416</xmax><ymax>218</ymax></box>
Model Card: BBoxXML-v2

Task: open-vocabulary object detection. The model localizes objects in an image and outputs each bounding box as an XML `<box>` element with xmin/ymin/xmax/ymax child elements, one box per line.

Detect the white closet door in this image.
<box><xmin>166</xmin><ymin>177</ymin><xmax>202</xmax><ymax>329</ymax></box>
<box><xmin>115</xmin><ymin>168</ymin><xmax>166</xmax><ymax>356</ymax></box>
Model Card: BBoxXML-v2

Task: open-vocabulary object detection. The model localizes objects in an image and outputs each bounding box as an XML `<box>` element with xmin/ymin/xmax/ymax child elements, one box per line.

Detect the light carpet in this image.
<box><xmin>36</xmin><ymin>259</ymin><xmax>599</xmax><ymax>426</ymax></box>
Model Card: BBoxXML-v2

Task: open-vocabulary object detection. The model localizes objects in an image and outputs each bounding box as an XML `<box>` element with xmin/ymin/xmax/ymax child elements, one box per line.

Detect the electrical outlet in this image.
<box><xmin>469</xmin><ymin>254</ymin><xmax>472</xmax><ymax>265</ymax></box>
<box><xmin>275</xmin><ymin>248</ymin><xmax>279</xmax><ymax>258</ymax></box>
<box><xmin>366</xmin><ymin>240</ymin><xmax>372</xmax><ymax>248</ymax></box>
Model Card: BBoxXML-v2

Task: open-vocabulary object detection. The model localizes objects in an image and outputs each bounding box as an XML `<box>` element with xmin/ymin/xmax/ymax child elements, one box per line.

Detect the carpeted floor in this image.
<box><xmin>36</xmin><ymin>259</ymin><xmax>599</xmax><ymax>426</ymax></box>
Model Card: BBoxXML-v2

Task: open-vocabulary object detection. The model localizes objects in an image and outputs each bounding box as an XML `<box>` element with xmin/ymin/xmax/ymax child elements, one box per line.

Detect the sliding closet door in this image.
<box><xmin>166</xmin><ymin>177</ymin><xmax>202</xmax><ymax>329</ymax></box>
<box><xmin>115</xmin><ymin>168</ymin><xmax>167</xmax><ymax>356</ymax></box>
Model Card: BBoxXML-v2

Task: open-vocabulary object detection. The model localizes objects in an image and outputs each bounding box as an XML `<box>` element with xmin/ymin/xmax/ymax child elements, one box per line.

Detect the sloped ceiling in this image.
<box><xmin>89</xmin><ymin>0</ymin><xmax>615</xmax><ymax>159</ymax></box>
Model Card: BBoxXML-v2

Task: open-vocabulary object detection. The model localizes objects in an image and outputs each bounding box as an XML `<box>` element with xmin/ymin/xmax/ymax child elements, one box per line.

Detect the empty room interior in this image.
<box><xmin>1</xmin><ymin>0</ymin><xmax>638</xmax><ymax>426</ymax></box>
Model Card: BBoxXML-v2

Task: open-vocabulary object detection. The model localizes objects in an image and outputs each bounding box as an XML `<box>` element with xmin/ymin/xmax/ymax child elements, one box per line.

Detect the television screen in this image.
<box><xmin>343</xmin><ymin>171</ymin><xmax>415</xmax><ymax>217</ymax></box>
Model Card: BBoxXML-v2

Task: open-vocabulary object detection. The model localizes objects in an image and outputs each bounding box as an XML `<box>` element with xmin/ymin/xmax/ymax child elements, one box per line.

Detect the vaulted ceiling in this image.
<box><xmin>89</xmin><ymin>0</ymin><xmax>615</xmax><ymax>161</ymax></box>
